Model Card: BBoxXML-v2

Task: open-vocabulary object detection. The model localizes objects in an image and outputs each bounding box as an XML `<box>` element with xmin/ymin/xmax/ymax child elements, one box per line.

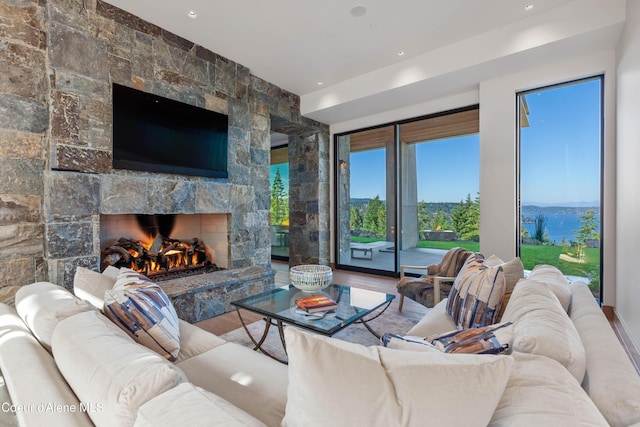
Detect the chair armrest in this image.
<box><xmin>432</xmin><ymin>276</ymin><xmax>456</xmax><ymax>305</ymax></box>
<box><xmin>400</xmin><ymin>265</ymin><xmax>432</xmax><ymax>278</ymax></box>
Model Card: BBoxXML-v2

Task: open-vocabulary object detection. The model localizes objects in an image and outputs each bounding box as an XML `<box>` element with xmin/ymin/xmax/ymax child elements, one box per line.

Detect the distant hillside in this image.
<box><xmin>522</xmin><ymin>205</ymin><xmax>600</xmax><ymax>215</ymax></box>
<box><xmin>350</xmin><ymin>198</ymin><xmax>599</xmax><ymax>216</ymax></box>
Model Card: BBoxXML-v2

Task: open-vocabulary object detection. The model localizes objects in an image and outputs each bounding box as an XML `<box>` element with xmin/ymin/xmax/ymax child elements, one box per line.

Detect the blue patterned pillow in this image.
<box><xmin>382</xmin><ymin>322</ymin><xmax>513</xmax><ymax>355</ymax></box>
<box><xmin>104</xmin><ymin>269</ymin><xmax>180</xmax><ymax>361</ymax></box>
<box><xmin>446</xmin><ymin>253</ymin><xmax>506</xmax><ymax>328</ymax></box>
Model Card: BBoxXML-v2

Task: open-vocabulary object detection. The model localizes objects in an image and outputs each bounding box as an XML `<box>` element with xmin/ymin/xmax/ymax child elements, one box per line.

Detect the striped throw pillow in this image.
<box><xmin>104</xmin><ymin>269</ymin><xmax>180</xmax><ymax>361</ymax></box>
<box><xmin>446</xmin><ymin>253</ymin><xmax>506</xmax><ymax>329</ymax></box>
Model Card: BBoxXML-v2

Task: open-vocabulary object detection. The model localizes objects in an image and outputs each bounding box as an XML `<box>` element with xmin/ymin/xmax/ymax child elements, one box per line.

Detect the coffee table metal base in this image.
<box><xmin>234</xmin><ymin>300</ymin><xmax>393</xmax><ymax>364</ymax></box>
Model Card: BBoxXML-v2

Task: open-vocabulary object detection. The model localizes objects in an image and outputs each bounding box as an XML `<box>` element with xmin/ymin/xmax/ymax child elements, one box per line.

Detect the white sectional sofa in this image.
<box><xmin>0</xmin><ymin>263</ymin><xmax>638</xmax><ymax>426</ymax></box>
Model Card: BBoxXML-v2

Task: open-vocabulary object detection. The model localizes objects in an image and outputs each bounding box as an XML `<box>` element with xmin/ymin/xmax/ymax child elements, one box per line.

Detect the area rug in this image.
<box><xmin>220</xmin><ymin>305</ymin><xmax>424</xmax><ymax>362</ymax></box>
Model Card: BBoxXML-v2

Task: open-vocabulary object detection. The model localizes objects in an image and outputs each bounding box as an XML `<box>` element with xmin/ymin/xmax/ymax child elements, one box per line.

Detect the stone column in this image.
<box><xmin>288</xmin><ymin>130</ymin><xmax>330</xmax><ymax>266</ymax></box>
<box><xmin>336</xmin><ymin>135</ymin><xmax>352</xmax><ymax>265</ymax></box>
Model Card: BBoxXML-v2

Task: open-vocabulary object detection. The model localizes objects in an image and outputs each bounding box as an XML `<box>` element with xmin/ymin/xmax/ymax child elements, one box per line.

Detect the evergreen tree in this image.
<box><xmin>451</xmin><ymin>193</ymin><xmax>480</xmax><ymax>241</ymax></box>
<box><xmin>533</xmin><ymin>214</ymin><xmax>548</xmax><ymax>243</ymax></box>
<box><xmin>270</xmin><ymin>168</ymin><xmax>288</xmax><ymax>225</ymax></box>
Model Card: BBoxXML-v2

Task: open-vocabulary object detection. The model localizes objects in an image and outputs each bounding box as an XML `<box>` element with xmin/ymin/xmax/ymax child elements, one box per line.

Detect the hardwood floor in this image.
<box><xmin>195</xmin><ymin>260</ymin><xmax>428</xmax><ymax>336</ymax></box>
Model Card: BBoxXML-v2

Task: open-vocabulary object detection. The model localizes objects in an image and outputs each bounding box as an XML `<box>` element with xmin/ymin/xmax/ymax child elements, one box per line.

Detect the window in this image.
<box><xmin>517</xmin><ymin>77</ymin><xmax>603</xmax><ymax>298</ymax></box>
<box><xmin>270</xmin><ymin>145</ymin><xmax>289</xmax><ymax>259</ymax></box>
<box><xmin>335</xmin><ymin>106</ymin><xmax>480</xmax><ymax>276</ymax></box>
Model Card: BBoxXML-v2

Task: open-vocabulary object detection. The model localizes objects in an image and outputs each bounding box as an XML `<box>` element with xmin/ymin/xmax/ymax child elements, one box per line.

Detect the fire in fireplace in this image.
<box><xmin>100</xmin><ymin>214</ymin><xmax>224</xmax><ymax>280</ymax></box>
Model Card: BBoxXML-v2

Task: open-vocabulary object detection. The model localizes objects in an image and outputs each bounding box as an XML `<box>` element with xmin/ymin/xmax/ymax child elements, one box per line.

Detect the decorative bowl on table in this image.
<box><xmin>289</xmin><ymin>264</ymin><xmax>333</xmax><ymax>293</ymax></box>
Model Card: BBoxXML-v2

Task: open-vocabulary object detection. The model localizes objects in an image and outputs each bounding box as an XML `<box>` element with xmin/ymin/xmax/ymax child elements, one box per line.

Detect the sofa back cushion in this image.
<box><xmin>282</xmin><ymin>327</ymin><xmax>514</xmax><ymax>427</ymax></box>
<box><xmin>526</xmin><ymin>264</ymin><xmax>571</xmax><ymax>311</ymax></box>
<box><xmin>104</xmin><ymin>269</ymin><xmax>181</xmax><ymax>361</ymax></box>
<box><xmin>52</xmin><ymin>310</ymin><xmax>187</xmax><ymax>427</ymax></box>
<box><xmin>501</xmin><ymin>279</ymin><xmax>586</xmax><ymax>383</ymax></box>
<box><xmin>489</xmin><ymin>352</ymin><xmax>608</xmax><ymax>426</ymax></box>
<box><xmin>569</xmin><ymin>281</ymin><xmax>640</xmax><ymax>427</ymax></box>
<box><xmin>446</xmin><ymin>253</ymin><xmax>507</xmax><ymax>328</ymax></box>
<box><xmin>15</xmin><ymin>282</ymin><xmax>96</xmax><ymax>351</ymax></box>
<box><xmin>0</xmin><ymin>303</ymin><xmax>93</xmax><ymax>427</ymax></box>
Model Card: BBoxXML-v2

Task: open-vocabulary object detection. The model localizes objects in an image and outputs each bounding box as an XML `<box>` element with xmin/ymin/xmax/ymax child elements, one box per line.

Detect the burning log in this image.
<box><xmin>101</xmin><ymin>234</ymin><xmax>217</xmax><ymax>278</ymax></box>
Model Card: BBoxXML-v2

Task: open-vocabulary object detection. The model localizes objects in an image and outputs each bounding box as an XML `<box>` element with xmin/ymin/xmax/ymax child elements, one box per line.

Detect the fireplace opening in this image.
<box><xmin>100</xmin><ymin>214</ymin><xmax>228</xmax><ymax>280</ymax></box>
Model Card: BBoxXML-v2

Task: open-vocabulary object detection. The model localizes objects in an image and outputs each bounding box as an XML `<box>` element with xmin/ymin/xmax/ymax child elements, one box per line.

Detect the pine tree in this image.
<box><xmin>451</xmin><ymin>193</ymin><xmax>480</xmax><ymax>241</ymax></box>
<box><xmin>270</xmin><ymin>168</ymin><xmax>288</xmax><ymax>225</ymax></box>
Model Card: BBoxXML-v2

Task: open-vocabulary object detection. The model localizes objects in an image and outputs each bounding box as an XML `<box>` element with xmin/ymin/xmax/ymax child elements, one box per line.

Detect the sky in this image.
<box><xmin>269</xmin><ymin>78</ymin><xmax>601</xmax><ymax>207</ymax></box>
<box><xmin>347</xmin><ymin>77</ymin><xmax>601</xmax><ymax>206</ymax></box>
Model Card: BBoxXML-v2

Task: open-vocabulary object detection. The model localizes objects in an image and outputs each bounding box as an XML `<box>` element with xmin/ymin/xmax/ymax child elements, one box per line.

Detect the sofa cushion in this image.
<box><xmin>282</xmin><ymin>327</ymin><xmax>514</xmax><ymax>427</ymax></box>
<box><xmin>135</xmin><ymin>383</ymin><xmax>266</xmax><ymax>427</ymax></box>
<box><xmin>526</xmin><ymin>264</ymin><xmax>571</xmax><ymax>312</ymax></box>
<box><xmin>569</xmin><ymin>281</ymin><xmax>640</xmax><ymax>427</ymax></box>
<box><xmin>406</xmin><ymin>298</ymin><xmax>457</xmax><ymax>337</ymax></box>
<box><xmin>0</xmin><ymin>303</ymin><xmax>93</xmax><ymax>427</ymax></box>
<box><xmin>15</xmin><ymin>282</ymin><xmax>96</xmax><ymax>351</ymax></box>
<box><xmin>52</xmin><ymin>310</ymin><xmax>187</xmax><ymax>427</ymax></box>
<box><xmin>73</xmin><ymin>266</ymin><xmax>118</xmax><ymax>309</ymax></box>
<box><xmin>177</xmin><ymin>342</ymin><xmax>288</xmax><ymax>427</ymax></box>
<box><xmin>104</xmin><ymin>269</ymin><xmax>181</xmax><ymax>361</ymax></box>
<box><xmin>501</xmin><ymin>279</ymin><xmax>586</xmax><ymax>383</ymax></box>
<box><xmin>384</xmin><ymin>322</ymin><xmax>513</xmax><ymax>355</ymax></box>
<box><xmin>446</xmin><ymin>253</ymin><xmax>507</xmax><ymax>328</ymax></box>
<box><xmin>175</xmin><ymin>319</ymin><xmax>226</xmax><ymax>364</ymax></box>
<box><xmin>489</xmin><ymin>352</ymin><xmax>608</xmax><ymax>426</ymax></box>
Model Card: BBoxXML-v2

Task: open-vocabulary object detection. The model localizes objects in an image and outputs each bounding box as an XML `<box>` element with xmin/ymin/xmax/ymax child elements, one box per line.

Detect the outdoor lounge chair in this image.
<box><xmin>396</xmin><ymin>247</ymin><xmax>473</xmax><ymax>311</ymax></box>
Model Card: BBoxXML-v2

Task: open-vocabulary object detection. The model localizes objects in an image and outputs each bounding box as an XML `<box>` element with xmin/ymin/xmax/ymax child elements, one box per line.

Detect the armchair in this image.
<box><xmin>396</xmin><ymin>247</ymin><xmax>473</xmax><ymax>311</ymax></box>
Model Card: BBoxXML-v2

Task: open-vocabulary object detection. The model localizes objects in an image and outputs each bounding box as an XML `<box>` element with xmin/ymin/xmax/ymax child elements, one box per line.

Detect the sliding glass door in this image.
<box><xmin>335</xmin><ymin>107</ymin><xmax>480</xmax><ymax>276</ymax></box>
<box><xmin>517</xmin><ymin>77</ymin><xmax>603</xmax><ymax>298</ymax></box>
<box><xmin>336</xmin><ymin>125</ymin><xmax>396</xmax><ymax>274</ymax></box>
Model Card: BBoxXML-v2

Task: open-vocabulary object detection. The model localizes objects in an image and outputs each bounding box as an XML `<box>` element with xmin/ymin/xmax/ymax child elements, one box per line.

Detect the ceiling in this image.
<box><xmin>102</xmin><ymin>0</ymin><xmax>625</xmax><ymax>125</ymax></box>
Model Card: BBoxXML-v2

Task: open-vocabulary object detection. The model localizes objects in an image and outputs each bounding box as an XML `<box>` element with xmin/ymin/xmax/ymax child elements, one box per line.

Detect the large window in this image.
<box><xmin>517</xmin><ymin>77</ymin><xmax>603</xmax><ymax>298</ymax></box>
<box><xmin>335</xmin><ymin>107</ymin><xmax>480</xmax><ymax>276</ymax></box>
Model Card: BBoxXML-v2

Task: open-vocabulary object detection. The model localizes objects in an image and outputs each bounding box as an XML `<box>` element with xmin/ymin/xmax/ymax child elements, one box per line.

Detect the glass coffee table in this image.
<box><xmin>231</xmin><ymin>284</ymin><xmax>395</xmax><ymax>363</ymax></box>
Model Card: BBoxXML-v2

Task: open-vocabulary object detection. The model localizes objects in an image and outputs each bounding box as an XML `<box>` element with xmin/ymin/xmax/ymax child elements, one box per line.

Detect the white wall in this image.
<box><xmin>616</xmin><ymin>0</ymin><xmax>640</xmax><ymax>350</ymax></box>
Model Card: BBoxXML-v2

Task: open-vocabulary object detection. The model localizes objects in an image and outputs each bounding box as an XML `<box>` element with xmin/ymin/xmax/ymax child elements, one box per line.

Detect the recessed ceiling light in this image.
<box><xmin>350</xmin><ymin>5</ymin><xmax>367</xmax><ymax>17</ymax></box>
<box><xmin>524</xmin><ymin>4</ymin><xmax>534</xmax><ymax>11</ymax></box>
<box><xmin>397</xmin><ymin>51</ymin><xmax>405</xmax><ymax>56</ymax></box>
<box><xmin>317</xmin><ymin>82</ymin><xmax>324</xmax><ymax>86</ymax></box>
<box><xmin>187</xmin><ymin>10</ymin><xmax>197</xmax><ymax>19</ymax></box>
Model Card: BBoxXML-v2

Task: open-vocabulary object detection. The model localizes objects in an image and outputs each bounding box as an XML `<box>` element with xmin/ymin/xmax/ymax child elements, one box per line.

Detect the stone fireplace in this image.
<box><xmin>0</xmin><ymin>0</ymin><xmax>330</xmax><ymax>312</ymax></box>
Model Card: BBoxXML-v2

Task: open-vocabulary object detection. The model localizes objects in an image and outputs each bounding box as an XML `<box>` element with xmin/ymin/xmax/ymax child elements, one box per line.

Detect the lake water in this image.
<box><xmin>522</xmin><ymin>213</ymin><xmax>600</xmax><ymax>244</ymax></box>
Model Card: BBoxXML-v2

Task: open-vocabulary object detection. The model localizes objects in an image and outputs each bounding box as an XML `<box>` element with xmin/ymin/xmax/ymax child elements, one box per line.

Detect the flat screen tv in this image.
<box><xmin>112</xmin><ymin>83</ymin><xmax>228</xmax><ymax>178</ymax></box>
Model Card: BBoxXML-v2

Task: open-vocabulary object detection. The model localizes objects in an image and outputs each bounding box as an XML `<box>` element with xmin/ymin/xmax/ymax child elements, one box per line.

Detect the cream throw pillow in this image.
<box><xmin>483</xmin><ymin>255</ymin><xmax>524</xmax><ymax>293</ymax></box>
<box><xmin>501</xmin><ymin>279</ymin><xmax>586</xmax><ymax>383</ymax></box>
<box><xmin>73</xmin><ymin>266</ymin><xmax>118</xmax><ymax>309</ymax></box>
<box><xmin>282</xmin><ymin>328</ymin><xmax>514</xmax><ymax>427</ymax></box>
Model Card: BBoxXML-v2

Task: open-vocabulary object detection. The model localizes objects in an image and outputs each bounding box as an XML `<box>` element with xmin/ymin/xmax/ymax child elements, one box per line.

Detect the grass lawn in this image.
<box><xmin>349</xmin><ymin>236</ymin><xmax>600</xmax><ymax>290</ymax></box>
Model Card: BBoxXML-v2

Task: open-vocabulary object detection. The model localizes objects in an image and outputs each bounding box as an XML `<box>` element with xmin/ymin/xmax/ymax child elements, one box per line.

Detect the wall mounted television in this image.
<box><xmin>112</xmin><ymin>83</ymin><xmax>228</xmax><ymax>178</ymax></box>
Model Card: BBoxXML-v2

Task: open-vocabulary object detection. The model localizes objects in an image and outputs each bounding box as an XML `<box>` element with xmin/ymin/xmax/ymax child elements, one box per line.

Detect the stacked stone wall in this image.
<box><xmin>0</xmin><ymin>0</ymin><xmax>328</xmax><ymax>302</ymax></box>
